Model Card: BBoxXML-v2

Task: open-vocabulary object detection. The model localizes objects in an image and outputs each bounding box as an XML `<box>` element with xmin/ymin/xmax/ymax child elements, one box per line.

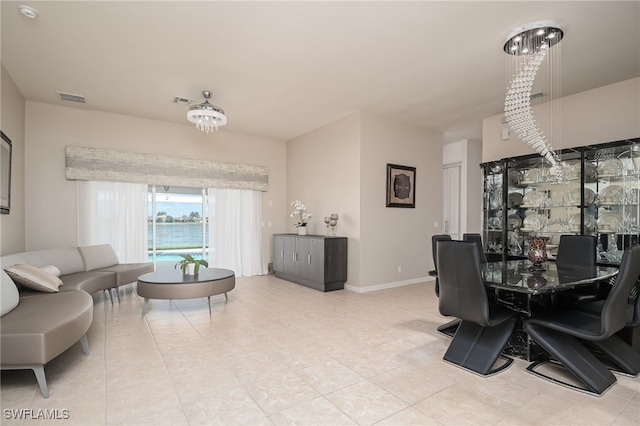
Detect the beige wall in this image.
<box><xmin>23</xmin><ymin>102</ymin><xmax>287</xmax><ymax>261</ymax></box>
<box><xmin>286</xmin><ymin>113</ymin><xmax>362</xmax><ymax>285</ymax></box>
<box><xmin>360</xmin><ymin>113</ymin><xmax>442</xmax><ymax>290</ymax></box>
<box><xmin>483</xmin><ymin>77</ymin><xmax>640</xmax><ymax>162</ymax></box>
<box><xmin>288</xmin><ymin>111</ymin><xmax>442</xmax><ymax>290</ymax></box>
<box><xmin>0</xmin><ymin>65</ymin><xmax>26</xmax><ymax>255</ymax></box>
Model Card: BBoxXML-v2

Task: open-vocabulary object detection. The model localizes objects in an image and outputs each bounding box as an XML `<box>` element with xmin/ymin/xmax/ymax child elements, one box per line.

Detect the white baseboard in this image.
<box><xmin>345</xmin><ymin>276</ymin><xmax>434</xmax><ymax>293</ymax></box>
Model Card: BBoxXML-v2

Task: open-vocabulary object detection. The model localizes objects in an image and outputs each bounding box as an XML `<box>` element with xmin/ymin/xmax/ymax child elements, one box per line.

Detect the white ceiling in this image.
<box><xmin>2</xmin><ymin>1</ymin><xmax>639</xmax><ymax>143</ymax></box>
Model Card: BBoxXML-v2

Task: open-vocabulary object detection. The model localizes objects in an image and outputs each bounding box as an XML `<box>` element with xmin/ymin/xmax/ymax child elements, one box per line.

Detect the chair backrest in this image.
<box><xmin>437</xmin><ymin>240</ymin><xmax>490</xmax><ymax>326</ymax></box>
<box><xmin>432</xmin><ymin>234</ymin><xmax>452</xmax><ymax>273</ymax></box>
<box><xmin>432</xmin><ymin>234</ymin><xmax>452</xmax><ymax>297</ymax></box>
<box><xmin>463</xmin><ymin>233</ymin><xmax>487</xmax><ymax>264</ymax></box>
<box><xmin>600</xmin><ymin>245</ymin><xmax>640</xmax><ymax>337</ymax></box>
<box><xmin>556</xmin><ymin>235</ymin><xmax>597</xmax><ymax>268</ymax></box>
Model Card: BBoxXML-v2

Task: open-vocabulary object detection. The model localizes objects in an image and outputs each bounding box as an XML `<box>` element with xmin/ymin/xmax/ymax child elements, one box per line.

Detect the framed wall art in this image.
<box><xmin>1</xmin><ymin>131</ymin><xmax>12</xmax><ymax>214</ymax></box>
<box><xmin>386</xmin><ymin>163</ymin><xmax>416</xmax><ymax>208</ymax></box>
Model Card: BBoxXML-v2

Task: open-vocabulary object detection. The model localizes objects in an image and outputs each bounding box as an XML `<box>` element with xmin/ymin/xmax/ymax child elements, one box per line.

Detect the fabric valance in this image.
<box><xmin>65</xmin><ymin>146</ymin><xmax>269</xmax><ymax>191</ymax></box>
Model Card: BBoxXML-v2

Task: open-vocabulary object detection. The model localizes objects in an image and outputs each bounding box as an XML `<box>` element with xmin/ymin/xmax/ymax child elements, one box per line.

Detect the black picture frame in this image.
<box><xmin>1</xmin><ymin>131</ymin><xmax>12</xmax><ymax>214</ymax></box>
<box><xmin>386</xmin><ymin>163</ymin><xmax>416</xmax><ymax>208</ymax></box>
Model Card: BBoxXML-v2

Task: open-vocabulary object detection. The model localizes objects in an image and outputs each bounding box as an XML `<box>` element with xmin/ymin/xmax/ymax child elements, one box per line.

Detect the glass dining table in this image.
<box><xmin>481</xmin><ymin>259</ymin><xmax>619</xmax><ymax>360</ymax></box>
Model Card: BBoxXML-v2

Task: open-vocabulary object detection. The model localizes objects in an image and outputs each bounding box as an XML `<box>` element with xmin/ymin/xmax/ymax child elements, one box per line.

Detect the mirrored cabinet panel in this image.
<box><xmin>481</xmin><ymin>138</ymin><xmax>639</xmax><ymax>266</ymax></box>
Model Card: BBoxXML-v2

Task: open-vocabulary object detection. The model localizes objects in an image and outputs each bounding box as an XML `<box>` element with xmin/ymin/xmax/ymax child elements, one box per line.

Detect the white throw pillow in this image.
<box><xmin>1</xmin><ymin>270</ymin><xmax>20</xmax><ymax>316</ymax></box>
<box><xmin>40</xmin><ymin>264</ymin><xmax>61</xmax><ymax>278</ymax></box>
<box><xmin>4</xmin><ymin>264</ymin><xmax>63</xmax><ymax>293</ymax></box>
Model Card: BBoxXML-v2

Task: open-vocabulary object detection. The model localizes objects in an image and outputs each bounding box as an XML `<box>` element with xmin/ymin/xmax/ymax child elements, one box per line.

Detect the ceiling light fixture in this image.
<box><xmin>18</xmin><ymin>5</ymin><xmax>38</xmax><ymax>19</ymax></box>
<box><xmin>186</xmin><ymin>91</ymin><xmax>227</xmax><ymax>134</ymax></box>
<box><xmin>503</xmin><ymin>20</ymin><xmax>564</xmax><ymax>173</ymax></box>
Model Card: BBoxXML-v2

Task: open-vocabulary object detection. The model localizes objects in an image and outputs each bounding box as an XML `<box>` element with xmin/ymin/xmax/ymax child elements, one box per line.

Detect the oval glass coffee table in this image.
<box><xmin>137</xmin><ymin>268</ymin><xmax>235</xmax><ymax>317</ymax></box>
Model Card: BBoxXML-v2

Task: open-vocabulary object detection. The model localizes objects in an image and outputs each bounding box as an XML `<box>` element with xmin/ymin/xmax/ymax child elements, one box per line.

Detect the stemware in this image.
<box><xmin>329</xmin><ymin>214</ymin><xmax>339</xmax><ymax>235</ymax></box>
<box><xmin>323</xmin><ymin>216</ymin><xmax>331</xmax><ymax>235</ymax></box>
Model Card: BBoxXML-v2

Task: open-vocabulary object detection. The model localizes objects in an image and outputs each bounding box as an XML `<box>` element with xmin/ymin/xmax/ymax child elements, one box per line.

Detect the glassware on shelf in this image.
<box><xmin>597</xmin><ymin>158</ymin><xmax>624</xmax><ymax>178</ymax></box>
<box><xmin>522</xmin><ymin>213</ymin><xmax>546</xmax><ymax>232</ymax></box>
<box><xmin>522</xmin><ymin>190</ymin><xmax>544</xmax><ymax>207</ymax></box>
<box><xmin>598</xmin><ymin>185</ymin><xmax>624</xmax><ymax>205</ymax></box>
<box><xmin>604</xmin><ymin>233</ymin><xmax>622</xmax><ymax>263</ymax></box>
<box><xmin>329</xmin><ymin>214</ymin><xmax>338</xmax><ymax>236</ymax></box>
<box><xmin>489</xmin><ymin>187</ymin><xmax>503</xmax><ymax>210</ymax></box>
<box><xmin>323</xmin><ymin>216</ymin><xmax>331</xmax><ymax>235</ymax></box>
<box><xmin>566</xmin><ymin>187</ymin><xmax>595</xmax><ymax>206</ymax></box>
<box><xmin>508</xmin><ymin>170</ymin><xmax>523</xmax><ymax>186</ymax></box>
<box><xmin>568</xmin><ymin>213</ymin><xmax>596</xmax><ymax>232</ymax></box>
<box><xmin>597</xmin><ymin>212</ymin><xmax>621</xmax><ymax>233</ymax></box>
<box><xmin>522</xmin><ymin>168</ymin><xmax>542</xmax><ymax>184</ymax></box>
<box><xmin>508</xmin><ymin>231</ymin><xmax>523</xmax><ymax>256</ymax></box>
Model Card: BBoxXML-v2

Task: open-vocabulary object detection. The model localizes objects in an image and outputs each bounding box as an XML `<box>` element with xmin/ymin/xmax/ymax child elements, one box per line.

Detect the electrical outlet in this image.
<box><xmin>397</xmin><ymin>266</ymin><xmax>402</xmax><ymax>273</ymax></box>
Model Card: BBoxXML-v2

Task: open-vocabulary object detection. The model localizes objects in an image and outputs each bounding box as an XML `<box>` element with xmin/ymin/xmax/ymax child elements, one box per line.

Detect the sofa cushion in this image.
<box><xmin>59</xmin><ymin>271</ymin><xmax>116</xmax><ymax>294</ymax></box>
<box><xmin>78</xmin><ymin>244</ymin><xmax>119</xmax><ymax>271</ymax></box>
<box><xmin>0</xmin><ymin>271</ymin><xmax>20</xmax><ymax>317</ymax></box>
<box><xmin>4</xmin><ymin>265</ymin><xmax>63</xmax><ymax>293</ymax></box>
<box><xmin>94</xmin><ymin>263</ymin><xmax>154</xmax><ymax>286</ymax></box>
<box><xmin>40</xmin><ymin>265</ymin><xmax>61</xmax><ymax>277</ymax></box>
<box><xmin>0</xmin><ymin>290</ymin><xmax>93</xmax><ymax>365</ymax></box>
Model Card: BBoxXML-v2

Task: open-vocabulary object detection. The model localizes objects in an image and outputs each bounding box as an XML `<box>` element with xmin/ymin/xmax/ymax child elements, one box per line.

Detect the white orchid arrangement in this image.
<box><xmin>290</xmin><ymin>200</ymin><xmax>312</xmax><ymax>227</ymax></box>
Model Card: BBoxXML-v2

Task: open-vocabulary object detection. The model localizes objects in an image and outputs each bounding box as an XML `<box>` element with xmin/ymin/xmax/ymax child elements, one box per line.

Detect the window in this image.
<box><xmin>148</xmin><ymin>186</ymin><xmax>208</xmax><ymax>270</ymax></box>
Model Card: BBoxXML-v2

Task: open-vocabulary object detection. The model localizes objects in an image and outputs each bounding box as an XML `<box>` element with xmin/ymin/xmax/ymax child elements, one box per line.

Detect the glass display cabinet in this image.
<box><xmin>481</xmin><ymin>138</ymin><xmax>639</xmax><ymax>266</ymax></box>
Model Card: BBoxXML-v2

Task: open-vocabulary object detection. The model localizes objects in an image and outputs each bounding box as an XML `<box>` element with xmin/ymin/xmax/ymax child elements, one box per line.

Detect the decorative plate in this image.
<box><xmin>507</xmin><ymin>192</ymin><xmax>523</xmax><ymax>208</ymax></box>
<box><xmin>598</xmin><ymin>185</ymin><xmax>623</xmax><ymax>205</ymax></box>
<box><xmin>597</xmin><ymin>212</ymin><xmax>621</xmax><ymax>233</ymax></box>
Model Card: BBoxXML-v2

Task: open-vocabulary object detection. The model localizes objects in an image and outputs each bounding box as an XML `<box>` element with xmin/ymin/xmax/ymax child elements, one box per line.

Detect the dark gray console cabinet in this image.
<box><xmin>273</xmin><ymin>234</ymin><xmax>347</xmax><ymax>292</ymax></box>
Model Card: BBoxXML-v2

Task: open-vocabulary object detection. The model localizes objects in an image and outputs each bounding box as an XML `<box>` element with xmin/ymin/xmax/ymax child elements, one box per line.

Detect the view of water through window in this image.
<box><xmin>147</xmin><ymin>189</ymin><xmax>209</xmax><ymax>263</ymax></box>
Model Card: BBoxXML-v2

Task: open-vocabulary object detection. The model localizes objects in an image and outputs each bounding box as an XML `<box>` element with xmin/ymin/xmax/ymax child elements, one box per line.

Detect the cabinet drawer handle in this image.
<box><xmin>308</xmin><ymin>254</ymin><xmax>311</xmax><ymax>264</ymax></box>
<box><xmin>280</xmin><ymin>250</ymin><xmax>284</xmax><ymax>259</ymax></box>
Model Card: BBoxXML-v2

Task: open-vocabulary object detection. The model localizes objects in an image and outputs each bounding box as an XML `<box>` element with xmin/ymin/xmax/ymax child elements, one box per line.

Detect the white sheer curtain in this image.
<box><xmin>208</xmin><ymin>189</ymin><xmax>266</xmax><ymax>276</ymax></box>
<box><xmin>77</xmin><ymin>181</ymin><xmax>149</xmax><ymax>263</ymax></box>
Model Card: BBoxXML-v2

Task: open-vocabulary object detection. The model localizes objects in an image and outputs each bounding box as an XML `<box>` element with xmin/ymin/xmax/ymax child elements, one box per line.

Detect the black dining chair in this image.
<box><xmin>437</xmin><ymin>240</ymin><xmax>517</xmax><ymax>376</ymax></box>
<box><xmin>555</xmin><ymin>235</ymin><xmax>601</xmax><ymax>307</ymax></box>
<box><xmin>524</xmin><ymin>244</ymin><xmax>640</xmax><ymax>395</ymax></box>
<box><xmin>430</xmin><ymin>234</ymin><xmax>459</xmax><ymax>336</ymax></box>
<box><xmin>463</xmin><ymin>233</ymin><xmax>488</xmax><ymax>264</ymax></box>
<box><xmin>576</xmin><ymin>278</ymin><xmax>640</xmax><ymax>377</ymax></box>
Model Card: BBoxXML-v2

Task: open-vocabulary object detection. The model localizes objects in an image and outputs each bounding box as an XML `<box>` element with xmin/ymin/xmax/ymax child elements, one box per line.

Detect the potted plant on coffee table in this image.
<box><xmin>175</xmin><ymin>254</ymin><xmax>208</xmax><ymax>275</ymax></box>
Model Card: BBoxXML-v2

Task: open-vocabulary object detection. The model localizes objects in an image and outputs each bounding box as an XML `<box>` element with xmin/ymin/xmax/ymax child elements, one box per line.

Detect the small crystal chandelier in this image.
<box><xmin>504</xmin><ymin>20</ymin><xmax>563</xmax><ymax>173</ymax></box>
<box><xmin>187</xmin><ymin>90</ymin><xmax>227</xmax><ymax>134</ymax></box>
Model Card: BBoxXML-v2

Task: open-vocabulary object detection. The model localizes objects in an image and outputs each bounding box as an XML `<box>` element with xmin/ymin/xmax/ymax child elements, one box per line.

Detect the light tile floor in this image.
<box><xmin>1</xmin><ymin>274</ymin><xmax>639</xmax><ymax>425</ymax></box>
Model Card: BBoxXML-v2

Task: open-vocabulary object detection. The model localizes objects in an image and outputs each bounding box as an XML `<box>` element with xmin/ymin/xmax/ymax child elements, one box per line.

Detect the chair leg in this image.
<box><xmin>590</xmin><ymin>334</ymin><xmax>640</xmax><ymax>377</ymax></box>
<box><xmin>437</xmin><ymin>318</ymin><xmax>461</xmax><ymax>338</ymax></box>
<box><xmin>443</xmin><ymin>317</ymin><xmax>517</xmax><ymax>376</ymax></box>
<box><xmin>115</xmin><ymin>287</ymin><xmax>121</xmax><ymax>303</ymax></box>
<box><xmin>525</xmin><ymin>322</ymin><xmax>616</xmax><ymax>396</ymax></box>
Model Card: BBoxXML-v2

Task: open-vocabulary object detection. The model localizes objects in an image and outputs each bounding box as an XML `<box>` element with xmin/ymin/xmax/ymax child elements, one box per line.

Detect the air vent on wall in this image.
<box><xmin>57</xmin><ymin>91</ymin><xmax>86</xmax><ymax>103</ymax></box>
<box><xmin>172</xmin><ymin>96</ymin><xmax>194</xmax><ymax>105</ymax></box>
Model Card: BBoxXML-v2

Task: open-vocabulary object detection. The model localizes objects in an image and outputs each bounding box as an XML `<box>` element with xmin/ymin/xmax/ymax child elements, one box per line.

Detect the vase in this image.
<box><xmin>528</xmin><ymin>236</ymin><xmax>549</xmax><ymax>270</ymax></box>
<box><xmin>186</xmin><ymin>263</ymin><xmax>196</xmax><ymax>275</ymax></box>
<box><xmin>297</xmin><ymin>226</ymin><xmax>308</xmax><ymax>236</ymax></box>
